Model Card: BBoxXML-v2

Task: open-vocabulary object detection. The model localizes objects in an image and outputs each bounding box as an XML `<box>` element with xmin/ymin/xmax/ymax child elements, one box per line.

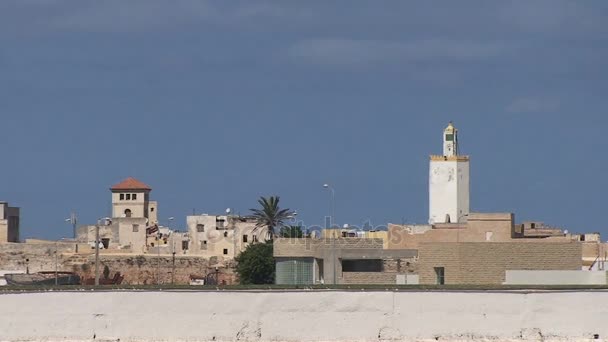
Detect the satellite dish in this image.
<box><xmin>226</xmin><ymin>208</ymin><xmax>231</xmax><ymax>214</ymax></box>
<box><xmin>564</xmin><ymin>230</ymin><xmax>569</xmax><ymax>234</ymax></box>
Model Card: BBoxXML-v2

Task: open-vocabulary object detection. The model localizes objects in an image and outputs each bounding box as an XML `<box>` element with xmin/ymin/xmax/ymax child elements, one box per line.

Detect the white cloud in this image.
<box><xmin>506</xmin><ymin>97</ymin><xmax>560</xmax><ymax>113</ymax></box>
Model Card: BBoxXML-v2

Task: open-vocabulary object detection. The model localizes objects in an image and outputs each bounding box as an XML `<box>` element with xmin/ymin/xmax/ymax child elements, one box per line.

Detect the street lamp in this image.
<box><xmin>168</xmin><ymin>217</ymin><xmax>176</xmax><ymax>285</ymax></box>
<box><xmin>65</xmin><ymin>212</ymin><xmax>77</xmax><ymax>239</ymax></box>
<box><xmin>95</xmin><ymin>217</ymin><xmax>112</xmax><ymax>286</ymax></box>
<box><xmin>323</xmin><ymin>183</ymin><xmax>337</xmax><ymax>285</ymax></box>
<box><xmin>322</xmin><ymin>184</ymin><xmax>335</xmax><ymax>229</ymax></box>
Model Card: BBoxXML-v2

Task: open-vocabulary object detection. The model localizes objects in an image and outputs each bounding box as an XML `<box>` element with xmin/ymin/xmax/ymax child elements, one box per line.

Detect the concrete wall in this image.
<box><xmin>505</xmin><ymin>270</ymin><xmax>608</xmax><ymax>285</ymax></box>
<box><xmin>1</xmin><ymin>290</ymin><xmax>607</xmax><ymax>341</ymax></box>
<box><xmin>418</xmin><ymin>242</ymin><xmax>582</xmax><ymax>285</ymax></box>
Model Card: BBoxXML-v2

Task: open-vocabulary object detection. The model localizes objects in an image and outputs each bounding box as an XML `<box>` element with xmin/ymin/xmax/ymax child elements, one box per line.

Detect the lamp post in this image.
<box><xmin>322</xmin><ymin>184</ymin><xmax>335</xmax><ymax>228</ymax></box>
<box><xmin>95</xmin><ymin>217</ymin><xmax>112</xmax><ymax>286</ymax></box>
<box><xmin>323</xmin><ymin>183</ymin><xmax>337</xmax><ymax>285</ymax></box>
<box><xmin>65</xmin><ymin>212</ymin><xmax>77</xmax><ymax>239</ymax></box>
<box><xmin>55</xmin><ymin>240</ymin><xmax>58</xmax><ymax>286</ymax></box>
<box><xmin>168</xmin><ymin>217</ymin><xmax>175</xmax><ymax>285</ymax></box>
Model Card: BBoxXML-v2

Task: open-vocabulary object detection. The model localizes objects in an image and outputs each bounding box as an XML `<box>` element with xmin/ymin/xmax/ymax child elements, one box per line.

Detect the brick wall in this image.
<box><xmin>383</xmin><ymin>258</ymin><xmax>418</xmax><ymax>274</ymax></box>
<box><xmin>342</xmin><ymin>272</ymin><xmax>398</xmax><ymax>284</ymax></box>
<box><xmin>274</xmin><ymin>238</ymin><xmax>384</xmax><ymax>258</ymax></box>
<box><xmin>418</xmin><ymin>242</ymin><xmax>582</xmax><ymax>285</ymax></box>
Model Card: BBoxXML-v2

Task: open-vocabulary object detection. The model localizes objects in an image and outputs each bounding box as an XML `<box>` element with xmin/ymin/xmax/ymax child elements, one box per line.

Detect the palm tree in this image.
<box><xmin>250</xmin><ymin>196</ymin><xmax>293</xmax><ymax>240</ymax></box>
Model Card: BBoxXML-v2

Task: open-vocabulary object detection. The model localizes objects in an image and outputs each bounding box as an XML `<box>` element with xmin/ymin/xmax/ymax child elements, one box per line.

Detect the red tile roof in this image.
<box><xmin>110</xmin><ymin>177</ymin><xmax>152</xmax><ymax>191</ymax></box>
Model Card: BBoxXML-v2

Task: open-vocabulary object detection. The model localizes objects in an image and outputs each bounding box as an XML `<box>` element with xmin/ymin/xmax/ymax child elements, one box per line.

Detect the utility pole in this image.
<box><xmin>171</xmin><ymin>251</ymin><xmax>176</xmax><ymax>285</ymax></box>
<box><xmin>54</xmin><ymin>240</ymin><xmax>58</xmax><ymax>286</ymax></box>
<box><xmin>94</xmin><ymin>222</ymin><xmax>100</xmax><ymax>286</ymax></box>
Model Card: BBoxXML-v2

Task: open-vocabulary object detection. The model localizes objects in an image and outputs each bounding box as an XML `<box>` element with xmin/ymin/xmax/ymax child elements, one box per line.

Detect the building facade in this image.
<box><xmin>0</xmin><ymin>202</ymin><xmax>20</xmax><ymax>243</ymax></box>
<box><xmin>418</xmin><ymin>241</ymin><xmax>582</xmax><ymax>285</ymax></box>
<box><xmin>77</xmin><ymin>177</ymin><xmax>158</xmax><ymax>252</ymax></box>
<box><xmin>185</xmin><ymin>214</ymin><xmax>267</xmax><ymax>258</ymax></box>
<box><xmin>274</xmin><ymin>237</ymin><xmax>417</xmax><ymax>285</ymax></box>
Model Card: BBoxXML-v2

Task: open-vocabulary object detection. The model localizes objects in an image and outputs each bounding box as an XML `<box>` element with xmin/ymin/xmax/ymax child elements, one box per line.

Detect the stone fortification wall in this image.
<box><xmin>0</xmin><ymin>290</ymin><xmax>607</xmax><ymax>341</ymax></box>
<box><xmin>0</xmin><ymin>243</ymin><xmax>235</xmax><ymax>285</ymax></box>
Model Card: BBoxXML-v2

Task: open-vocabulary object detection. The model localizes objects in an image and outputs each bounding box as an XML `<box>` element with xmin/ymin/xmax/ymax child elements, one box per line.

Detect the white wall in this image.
<box><xmin>429</xmin><ymin>160</ymin><xmax>469</xmax><ymax>224</ymax></box>
<box><xmin>1</xmin><ymin>290</ymin><xmax>607</xmax><ymax>341</ymax></box>
<box><xmin>505</xmin><ymin>270</ymin><xmax>607</xmax><ymax>285</ymax></box>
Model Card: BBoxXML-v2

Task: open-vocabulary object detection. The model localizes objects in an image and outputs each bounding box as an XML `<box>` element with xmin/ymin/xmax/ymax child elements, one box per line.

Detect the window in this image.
<box><xmin>223</xmin><ymin>231</ymin><xmax>228</xmax><ymax>237</ymax></box>
<box><xmin>151</xmin><ymin>207</ymin><xmax>154</xmax><ymax>212</ymax></box>
<box><xmin>581</xmin><ymin>235</ymin><xmax>586</xmax><ymax>242</ymax></box>
<box><xmin>126</xmin><ymin>194</ymin><xmax>131</xmax><ymax>200</ymax></box>
<box><xmin>485</xmin><ymin>231</ymin><xmax>493</xmax><ymax>241</ymax></box>
<box><xmin>252</xmin><ymin>235</ymin><xmax>258</xmax><ymax>243</ymax></box>
<box><xmin>434</xmin><ymin>267</ymin><xmax>445</xmax><ymax>285</ymax></box>
<box><xmin>132</xmin><ymin>194</ymin><xmax>137</xmax><ymax>200</ymax></box>
<box><xmin>445</xmin><ymin>134</ymin><xmax>454</xmax><ymax>141</ymax></box>
<box><xmin>182</xmin><ymin>241</ymin><xmax>189</xmax><ymax>250</ymax></box>
<box><xmin>196</xmin><ymin>224</ymin><xmax>205</xmax><ymax>232</ymax></box>
<box><xmin>124</xmin><ymin>209</ymin><xmax>132</xmax><ymax>218</ymax></box>
<box><xmin>223</xmin><ymin>248</ymin><xmax>228</xmax><ymax>255</ymax></box>
<box><xmin>216</xmin><ymin>219</ymin><xmax>226</xmax><ymax>229</ymax></box>
<box><xmin>242</xmin><ymin>235</ymin><xmax>248</xmax><ymax>243</ymax></box>
<box><xmin>132</xmin><ymin>224</ymin><xmax>139</xmax><ymax>232</ymax></box>
<box><xmin>120</xmin><ymin>194</ymin><xmax>125</xmax><ymax>200</ymax></box>
<box><xmin>201</xmin><ymin>240</ymin><xmax>207</xmax><ymax>250</ymax></box>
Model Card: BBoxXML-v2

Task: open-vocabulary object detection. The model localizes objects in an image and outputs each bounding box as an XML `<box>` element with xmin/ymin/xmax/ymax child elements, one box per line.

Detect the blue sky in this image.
<box><xmin>1</xmin><ymin>1</ymin><xmax>607</xmax><ymax>240</ymax></box>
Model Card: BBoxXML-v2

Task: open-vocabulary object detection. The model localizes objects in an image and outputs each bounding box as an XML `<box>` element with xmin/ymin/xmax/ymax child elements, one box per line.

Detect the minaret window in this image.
<box><xmin>445</xmin><ymin>134</ymin><xmax>454</xmax><ymax>141</ymax></box>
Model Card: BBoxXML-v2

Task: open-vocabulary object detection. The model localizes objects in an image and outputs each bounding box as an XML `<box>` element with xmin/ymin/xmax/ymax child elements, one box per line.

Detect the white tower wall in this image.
<box><xmin>428</xmin><ymin>122</ymin><xmax>470</xmax><ymax>224</ymax></box>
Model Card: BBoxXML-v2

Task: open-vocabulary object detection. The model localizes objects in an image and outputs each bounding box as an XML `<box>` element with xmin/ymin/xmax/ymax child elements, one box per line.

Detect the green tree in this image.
<box><xmin>249</xmin><ymin>196</ymin><xmax>294</xmax><ymax>239</ymax></box>
<box><xmin>279</xmin><ymin>225</ymin><xmax>304</xmax><ymax>238</ymax></box>
<box><xmin>235</xmin><ymin>241</ymin><xmax>275</xmax><ymax>284</ymax></box>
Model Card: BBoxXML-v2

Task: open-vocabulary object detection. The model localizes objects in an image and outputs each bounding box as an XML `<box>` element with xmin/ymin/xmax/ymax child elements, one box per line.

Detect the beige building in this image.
<box><xmin>388</xmin><ymin>212</ymin><xmax>584</xmax><ymax>250</ymax></box>
<box><xmin>321</xmin><ymin>228</ymin><xmax>388</xmax><ymax>248</ymax></box>
<box><xmin>418</xmin><ymin>241</ymin><xmax>582</xmax><ymax>285</ymax></box>
<box><xmin>274</xmin><ymin>237</ymin><xmax>417</xmax><ymax>285</ymax></box>
<box><xmin>0</xmin><ymin>202</ymin><xmax>20</xmax><ymax>243</ymax></box>
<box><xmin>77</xmin><ymin>177</ymin><xmax>158</xmax><ymax>252</ymax></box>
<box><xmin>186</xmin><ymin>214</ymin><xmax>267</xmax><ymax>258</ymax></box>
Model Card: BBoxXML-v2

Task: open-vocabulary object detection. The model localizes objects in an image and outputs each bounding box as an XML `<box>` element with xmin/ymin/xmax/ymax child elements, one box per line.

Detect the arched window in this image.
<box><xmin>124</xmin><ymin>209</ymin><xmax>132</xmax><ymax>218</ymax></box>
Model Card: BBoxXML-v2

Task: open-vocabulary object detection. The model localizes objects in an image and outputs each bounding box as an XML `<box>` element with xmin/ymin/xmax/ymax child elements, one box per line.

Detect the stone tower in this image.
<box><xmin>429</xmin><ymin>122</ymin><xmax>470</xmax><ymax>224</ymax></box>
<box><xmin>110</xmin><ymin>177</ymin><xmax>158</xmax><ymax>225</ymax></box>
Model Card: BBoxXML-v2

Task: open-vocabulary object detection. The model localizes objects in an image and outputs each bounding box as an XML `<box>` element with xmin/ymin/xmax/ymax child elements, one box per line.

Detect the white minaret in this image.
<box><xmin>429</xmin><ymin>122</ymin><xmax>470</xmax><ymax>224</ymax></box>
